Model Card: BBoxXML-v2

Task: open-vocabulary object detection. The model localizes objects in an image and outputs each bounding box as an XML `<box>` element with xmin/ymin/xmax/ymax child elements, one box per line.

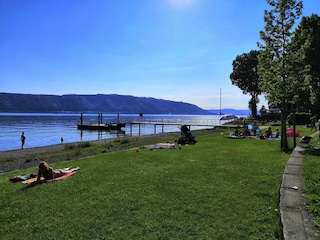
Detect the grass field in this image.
<box><xmin>0</xmin><ymin>126</ymin><xmax>317</xmax><ymax>239</ymax></box>
<box><xmin>303</xmin><ymin>132</ymin><xmax>320</xmax><ymax>228</ymax></box>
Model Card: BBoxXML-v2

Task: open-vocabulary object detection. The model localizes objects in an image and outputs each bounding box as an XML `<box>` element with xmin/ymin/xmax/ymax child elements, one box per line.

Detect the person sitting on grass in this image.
<box><xmin>243</xmin><ymin>125</ymin><xmax>250</xmax><ymax>136</ymax></box>
<box><xmin>252</xmin><ymin>121</ymin><xmax>260</xmax><ymax>135</ymax></box>
<box><xmin>234</xmin><ymin>127</ymin><xmax>241</xmax><ymax>136</ymax></box>
<box><xmin>275</xmin><ymin>128</ymin><xmax>279</xmax><ymax>138</ymax></box>
<box><xmin>265</xmin><ymin>127</ymin><xmax>272</xmax><ymax>138</ymax></box>
<box><xmin>37</xmin><ymin>161</ymin><xmax>79</xmax><ymax>182</ymax></box>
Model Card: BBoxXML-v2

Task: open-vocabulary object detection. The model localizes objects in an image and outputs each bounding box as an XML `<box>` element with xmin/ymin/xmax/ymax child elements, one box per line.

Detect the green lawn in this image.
<box><xmin>303</xmin><ymin>131</ymin><xmax>320</xmax><ymax>228</ymax></box>
<box><xmin>0</xmin><ymin>130</ymin><xmax>298</xmax><ymax>239</ymax></box>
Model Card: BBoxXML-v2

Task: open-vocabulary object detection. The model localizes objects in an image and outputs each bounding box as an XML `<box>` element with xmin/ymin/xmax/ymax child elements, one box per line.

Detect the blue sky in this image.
<box><xmin>1</xmin><ymin>0</ymin><xmax>319</xmax><ymax>110</ymax></box>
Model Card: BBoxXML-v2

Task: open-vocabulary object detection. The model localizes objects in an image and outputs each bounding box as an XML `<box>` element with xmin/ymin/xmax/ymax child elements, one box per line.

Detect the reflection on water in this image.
<box><xmin>0</xmin><ymin>113</ymin><xmax>225</xmax><ymax>151</ymax></box>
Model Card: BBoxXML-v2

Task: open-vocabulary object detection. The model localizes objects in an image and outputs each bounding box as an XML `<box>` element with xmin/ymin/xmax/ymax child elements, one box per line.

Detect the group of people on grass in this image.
<box><xmin>233</xmin><ymin>121</ymin><xmax>279</xmax><ymax>139</ymax></box>
<box><xmin>264</xmin><ymin>127</ymin><xmax>279</xmax><ymax>138</ymax></box>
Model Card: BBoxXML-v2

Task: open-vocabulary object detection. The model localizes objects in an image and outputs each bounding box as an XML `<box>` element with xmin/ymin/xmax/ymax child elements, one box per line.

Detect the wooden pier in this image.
<box><xmin>76</xmin><ymin>113</ymin><xmax>239</xmax><ymax>135</ymax></box>
<box><xmin>127</xmin><ymin>118</ymin><xmax>239</xmax><ymax>135</ymax></box>
<box><xmin>130</xmin><ymin>118</ymin><xmax>220</xmax><ymax>126</ymax></box>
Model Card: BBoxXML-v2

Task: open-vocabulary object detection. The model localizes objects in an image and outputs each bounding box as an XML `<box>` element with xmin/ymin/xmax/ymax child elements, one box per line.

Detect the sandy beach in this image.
<box><xmin>0</xmin><ymin>128</ymin><xmax>217</xmax><ymax>173</ymax></box>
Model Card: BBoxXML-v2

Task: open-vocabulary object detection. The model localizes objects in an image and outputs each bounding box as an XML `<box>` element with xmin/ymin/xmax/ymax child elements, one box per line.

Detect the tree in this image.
<box><xmin>292</xmin><ymin>14</ymin><xmax>320</xmax><ymax>114</ymax></box>
<box><xmin>230</xmin><ymin>50</ymin><xmax>261</xmax><ymax>117</ymax></box>
<box><xmin>258</xmin><ymin>0</ymin><xmax>303</xmax><ymax>152</ymax></box>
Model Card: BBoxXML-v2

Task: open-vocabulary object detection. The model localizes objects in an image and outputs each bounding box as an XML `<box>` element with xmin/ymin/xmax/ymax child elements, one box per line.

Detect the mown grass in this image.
<box><xmin>303</xmin><ymin>131</ymin><xmax>320</xmax><ymax>228</ymax></box>
<box><xmin>0</xmin><ymin>131</ymin><xmax>292</xmax><ymax>240</ymax></box>
<box><xmin>57</xmin><ymin>135</ymin><xmax>174</xmax><ymax>157</ymax></box>
<box><xmin>0</xmin><ymin>157</ymin><xmax>14</xmax><ymax>162</ymax></box>
<box><xmin>1</xmin><ymin>136</ymin><xmax>152</xmax><ymax>165</ymax></box>
<box><xmin>267</xmin><ymin>125</ymin><xmax>320</xmax><ymax>230</ymax></box>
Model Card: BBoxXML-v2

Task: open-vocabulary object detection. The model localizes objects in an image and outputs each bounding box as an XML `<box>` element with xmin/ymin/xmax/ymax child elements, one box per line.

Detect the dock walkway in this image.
<box><xmin>127</xmin><ymin>118</ymin><xmax>241</xmax><ymax>135</ymax></box>
<box><xmin>128</xmin><ymin>118</ymin><xmax>241</xmax><ymax>130</ymax></box>
<box><xmin>129</xmin><ymin>118</ymin><xmax>221</xmax><ymax>126</ymax></box>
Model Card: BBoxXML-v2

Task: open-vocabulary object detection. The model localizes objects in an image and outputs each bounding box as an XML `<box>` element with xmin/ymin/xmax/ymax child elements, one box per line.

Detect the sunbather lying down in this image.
<box><xmin>37</xmin><ymin>161</ymin><xmax>80</xmax><ymax>182</ymax></box>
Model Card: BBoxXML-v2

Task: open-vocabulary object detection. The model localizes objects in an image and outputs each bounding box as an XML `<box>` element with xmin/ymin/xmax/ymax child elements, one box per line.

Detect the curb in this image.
<box><xmin>280</xmin><ymin>131</ymin><xmax>320</xmax><ymax>240</ymax></box>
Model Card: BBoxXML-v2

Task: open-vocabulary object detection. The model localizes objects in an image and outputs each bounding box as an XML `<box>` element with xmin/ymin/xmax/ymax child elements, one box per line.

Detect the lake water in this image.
<box><xmin>0</xmin><ymin>113</ymin><xmax>231</xmax><ymax>151</ymax></box>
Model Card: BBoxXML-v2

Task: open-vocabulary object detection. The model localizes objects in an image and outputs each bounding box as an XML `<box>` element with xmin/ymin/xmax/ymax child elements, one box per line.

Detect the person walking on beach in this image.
<box><xmin>21</xmin><ymin>132</ymin><xmax>26</xmax><ymax>149</ymax></box>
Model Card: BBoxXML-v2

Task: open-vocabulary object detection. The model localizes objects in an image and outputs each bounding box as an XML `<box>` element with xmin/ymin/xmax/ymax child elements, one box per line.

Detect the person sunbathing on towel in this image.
<box><xmin>37</xmin><ymin>161</ymin><xmax>79</xmax><ymax>182</ymax></box>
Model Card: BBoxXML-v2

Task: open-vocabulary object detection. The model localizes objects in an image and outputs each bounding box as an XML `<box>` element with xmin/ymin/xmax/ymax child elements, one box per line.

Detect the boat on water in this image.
<box><xmin>77</xmin><ymin>123</ymin><xmax>125</xmax><ymax>131</ymax></box>
<box><xmin>77</xmin><ymin>112</ymin><xmax>125</xmax><ymax>131</ymax></box>
<box><xmin>220</xmin><ymin>114</ymin><xmax>238</xmax><ymax>121</ymax></box>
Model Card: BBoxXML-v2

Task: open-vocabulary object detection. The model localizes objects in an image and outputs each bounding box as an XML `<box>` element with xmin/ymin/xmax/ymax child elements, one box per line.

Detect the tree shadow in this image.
<box><xmin>21</xmin><ymin>181</ymin><xmax>45</xmax><ymax>191</ymax></box>
<box><xmin>305</xmin><ymin>146</ymin><xmax>320</xmax><ymax>156</ymax></box>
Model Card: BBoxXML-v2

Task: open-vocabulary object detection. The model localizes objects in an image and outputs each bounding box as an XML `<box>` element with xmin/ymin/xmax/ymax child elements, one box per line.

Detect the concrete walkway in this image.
<box><xmin>280</xmin><ymin>131</ymin><xmax>320</xmax><ymax>240</ymax></box>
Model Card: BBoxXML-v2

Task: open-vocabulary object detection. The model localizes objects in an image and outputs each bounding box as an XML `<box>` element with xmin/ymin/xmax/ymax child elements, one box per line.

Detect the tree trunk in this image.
<box><xmin>252</xmin><ymin>101</ymin><xmax>257</xmax><ymax>118</ymax></box>
<box><xmin>280</xmin><ymin>102</ymin><xmax>289</xmax><ymax>152</ymax></box>
<box><xmin>293</xmin><ymin>107</ymin><xmax>297</xmax><ymax>148</ymax></box>
<box><xmin>250</xmin><ymin>96</ymin><xmax>258</xmax><ymax>118</ymax></box>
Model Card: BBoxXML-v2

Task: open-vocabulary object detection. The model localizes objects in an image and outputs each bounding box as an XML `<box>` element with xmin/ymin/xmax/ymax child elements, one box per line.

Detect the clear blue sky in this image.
<box><xmin>1</xmin><ymin>0</ymin><xmax>319</xmax><ymax>110</ymax></box>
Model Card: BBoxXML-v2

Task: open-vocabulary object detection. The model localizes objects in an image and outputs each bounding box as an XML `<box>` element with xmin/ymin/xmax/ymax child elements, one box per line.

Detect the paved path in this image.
<box><xmin>280</xmin><ymin>131</ymin><xmax>320</xmax><ymax>240</ymax></box>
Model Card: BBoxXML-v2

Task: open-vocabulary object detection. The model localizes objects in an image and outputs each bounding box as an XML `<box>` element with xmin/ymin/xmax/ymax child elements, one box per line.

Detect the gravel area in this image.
<box><xmin>0</xmin><ymin>128</ymin><xmax>218</xmax><ymax>174</ymax></box>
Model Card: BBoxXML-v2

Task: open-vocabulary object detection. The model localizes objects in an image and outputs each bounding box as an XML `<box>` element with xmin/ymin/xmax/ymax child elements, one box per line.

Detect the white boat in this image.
<box><xmin>220</xmin><ymin>114</ymin><xmax>238</xmax><ymax>120</ymax></box>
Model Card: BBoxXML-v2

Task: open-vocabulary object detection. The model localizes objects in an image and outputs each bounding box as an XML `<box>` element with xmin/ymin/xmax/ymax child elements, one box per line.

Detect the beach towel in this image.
<box><xmin>22</xmin><ymin>171</ymin><xmax>77</xmax><ymax>185</ymax></box>
<box><xmin>10</xmin><ymin>167</ymin><xmax>80</xmax><ymax>184</ymax></box>
<box><xmin>142</xmin><ymin>143</ymin><xmax>176</xmax><ymax>149</ymax></box>
<box><xmin>10</xmin><ymin>175</ymin><xmax>32</xmax><ymax>182</ymax></box>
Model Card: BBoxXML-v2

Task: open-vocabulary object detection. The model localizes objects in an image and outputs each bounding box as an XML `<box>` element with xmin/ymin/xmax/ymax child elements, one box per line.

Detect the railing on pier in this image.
<box><xmin>124</xmin><ymin>118</ymin><xmax>230</xmax><ymax>135</ymax></box>
<box><xmin>78</xmin><ymin>113</ymin><xmax>238</xmax><ymax>136</ymax></box>
<box><xmin>128</xmin><ymin>118</ymin><xmax>222</xmax><ymax>127</ymax></box>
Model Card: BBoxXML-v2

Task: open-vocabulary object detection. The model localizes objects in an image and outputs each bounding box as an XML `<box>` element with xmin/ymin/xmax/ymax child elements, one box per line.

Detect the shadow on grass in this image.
<box><xmin>21</xmin><ymin>181</ymin><xmax>39</xmax><ymax>190</ymax></box>
<box><xmin>305</xmin><ymin>146</ymin><xmax>320</xmax><ymax>156</ymax></box>
<box><xmin>20</xmin><ymin>180</ymin><xmax>48</xmax><ymax>191</ymax></box>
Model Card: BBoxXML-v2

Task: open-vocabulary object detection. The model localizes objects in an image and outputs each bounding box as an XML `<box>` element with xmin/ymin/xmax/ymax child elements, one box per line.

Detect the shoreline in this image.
<box><xmin>0</xmin><ymin>128</ymin><xmax>218</xmax><ymax>174</ymax></box>
<box><xmin>0</xmin><ymin>114</ymin><xmax>228</xmax><ymax>152</ymax></box>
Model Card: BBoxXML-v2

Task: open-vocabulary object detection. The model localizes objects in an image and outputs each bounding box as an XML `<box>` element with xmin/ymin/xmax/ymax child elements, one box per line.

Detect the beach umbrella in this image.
<box><xmin>220</xmin><ymin>114</ymin><xmax>238</xmax><ymax>120</ymax></box>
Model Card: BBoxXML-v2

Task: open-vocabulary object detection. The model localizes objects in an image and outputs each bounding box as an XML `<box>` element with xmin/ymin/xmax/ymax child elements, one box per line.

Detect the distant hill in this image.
<box><xmin>207</xmin><ymin>109</ymin><xmax>250</xmax><ymax>116</ymax></box>
<box><xmin>0</xmin><ymin>93</ymin><xmax>209</xmax><ymax>114</ymax></box>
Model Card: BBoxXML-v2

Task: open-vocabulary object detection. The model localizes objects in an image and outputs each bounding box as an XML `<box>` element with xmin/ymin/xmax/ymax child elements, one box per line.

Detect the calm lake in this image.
<box><xmin>0</xmin><ymin>113</ymin><xmax>230</xmax><ymax>151</ymax></box>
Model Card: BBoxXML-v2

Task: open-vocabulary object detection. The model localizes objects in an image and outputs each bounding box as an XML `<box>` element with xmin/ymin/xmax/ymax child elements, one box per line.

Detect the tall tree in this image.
<box><xmin>230</xmin><ymin>50</ymin><xmax>261</xmax><ymax>117</ymax></box>
<box><xmin>292</xmin><ymin>14</ymin><xmax>320</xmax><ymax>114</ymax></box>
<box><xmin>258</xmin><ymin>0</ymin><xmax>303</xmax><ymax>152</ymax></box>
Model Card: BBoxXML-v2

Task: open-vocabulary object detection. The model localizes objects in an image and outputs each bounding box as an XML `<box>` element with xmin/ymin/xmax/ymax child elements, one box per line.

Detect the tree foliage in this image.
<box><xmin>230</xmin><ymin>50</ymin><xmax>261</xmax><ymax>117</ymax></box>
<box><xmin>258</xmin><ymin>0</ymin><xmax>303</xmax><ymax>151</ymax></box>
<box><xmin>292</xmin><ymin>14</ymin><xmax>320</xmax><ymax>114</ymax></box>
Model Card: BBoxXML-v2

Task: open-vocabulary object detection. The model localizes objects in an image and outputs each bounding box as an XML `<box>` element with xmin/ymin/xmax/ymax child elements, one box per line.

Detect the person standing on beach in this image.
<box><xmin>21</xmin><ymin>132</ymin><xmax>26</xmax><ymax>149</ymax></box>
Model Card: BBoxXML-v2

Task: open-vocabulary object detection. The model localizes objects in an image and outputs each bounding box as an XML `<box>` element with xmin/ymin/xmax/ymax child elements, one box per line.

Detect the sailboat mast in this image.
<box><xmin>219</xmin><ymin>88</ymin><xmax>222</xmax><ymax>117</ymax></box>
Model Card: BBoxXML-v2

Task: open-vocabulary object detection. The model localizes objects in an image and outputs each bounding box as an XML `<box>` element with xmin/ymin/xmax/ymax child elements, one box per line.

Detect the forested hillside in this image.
<box><xmin>0</xmin><ymin>93</ymin><xmax>209</xmax><ymax>114</ymax></box>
